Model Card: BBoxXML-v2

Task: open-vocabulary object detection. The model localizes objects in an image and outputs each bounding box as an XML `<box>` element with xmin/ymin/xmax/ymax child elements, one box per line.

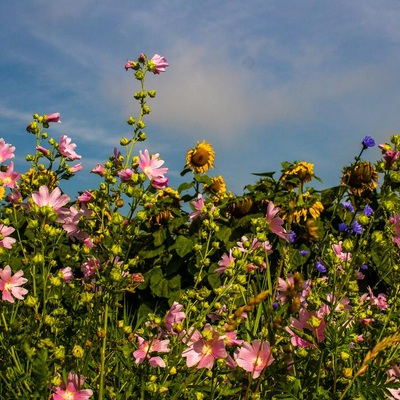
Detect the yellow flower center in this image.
<box><xmin>61</xmin><ymin>390</ymin><xmax>75</xmax><ymax>400</ymax></box>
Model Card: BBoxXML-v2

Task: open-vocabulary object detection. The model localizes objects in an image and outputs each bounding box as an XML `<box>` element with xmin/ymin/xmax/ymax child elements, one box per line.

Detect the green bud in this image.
<box><xmin>142</xmin><ymin>105</ymin><xmax>151</xmax><ymax>115</ymax></box>
<box><xmin>148</xmin><ymin>90</ymin><xmax>156</xmax><ymax>98</ymax></box>
<box><xmin>135</xmin><ymin>70</ymin><xmax>145</xmax><ymax>80</ymax></box>
<box><xmin>127</xmin><ymin>116</ymin><xmax>136</xmax><ymax>125</ymax></box>
<box><xmin>137</xmin><ymin>120</ymin><xmax>146</xmax><ymax>129</ymax></box>
<box><xmin>371</xmin><ymin>231</ymin><xmax>384</xmax><ymax>244</ymax></box>
<box><xmin>138</xmin><ymin>132</ymin><xmax>147</xmax><ymax>141</ymax></box>
<box><xmin>72</xmin><ymin>345</ymin><xmax>84</xmax><ymax>359</ymax></box>
<box><xmin>25</xmin><ymin>295</ymin><xmax>38</xmax><ymax>308</ymax></box>
<box><xmin>342</xmin><ymin>239</ymin><xmax>354</xmax><ymax>252</ymax></box>
<box><xmin>48</xmin><ymin>138</ymin><xmax>56</xmax><ymax>145</ymax></box>
<box><xmin>120</xmin><ymin>137</ymin><xmax>131</xmax><ymax>146</ymax></box>
<box><xmin>41</xmin><ymin>132</ymin><xmax>48</xmax><ymax>139</ymax></box>
<box><xmin>25</xmin><ymin>154</ymin><xmax>35</xmax><ymax>161</ymax></box>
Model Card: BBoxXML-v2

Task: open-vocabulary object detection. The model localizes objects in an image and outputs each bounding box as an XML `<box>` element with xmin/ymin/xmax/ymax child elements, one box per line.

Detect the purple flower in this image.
<box><xmin>352</xmin><ymin>221</ymin><xmax>363</xmax><ymax>234</ymax></box>
<box><xmin>299</xmin><ymin>250</ymin><xmax>309</xmax><ymax>257</ymax></box>
<box><xmin>363</xmin><ymin>204</ymin><xmax>373</xmax><ymax>217</ymax></box>
<box><xmin>316</xmin><ymin>260</ymin><xmax>327</xmax><ymax>273</ymax></box>
<box><xmin>361</xmin><ymin>264</ymin><xmax>369</xmax><ymax>270</ymax></box>
<box><xmin>343</xmin><ymin>201</ymin><xmax>354</xmax><ymax>213</ymax></box>
<box><xmin>338</xmin><ymin>223</ymin><xmax>348</xmax><ymax>233</ymax></box>
<box><xmin>288</xmin><ymin>230</ymin><xmax>296</xmax><ymax>243</ymax></box>
<box><xmin>362</xmin><ymin>136</ymin><xmax>375</xmax><ymax>148</ymax></box>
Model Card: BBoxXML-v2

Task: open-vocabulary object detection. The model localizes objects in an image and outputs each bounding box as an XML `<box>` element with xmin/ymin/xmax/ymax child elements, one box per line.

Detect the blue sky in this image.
<box><xmin>1</xmin><ymin>0</ymin><xmax>400</xmax><ymax>196</ymax></box>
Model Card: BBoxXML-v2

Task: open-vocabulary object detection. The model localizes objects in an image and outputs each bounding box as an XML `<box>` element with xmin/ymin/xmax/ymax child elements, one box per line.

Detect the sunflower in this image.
<box><xmin>204</xmin><ymin>176</ymin><xmax>226</xmax><ymax>195</ymax></box>
<box><xmin>341</xmin><ymin>162</ymin><xmax>378</xmax><ymax>196</ymax></box>
<box><xmin>280</xmin><ymin>161</ymin><xmax>314</xmax><ymax>190</ymax></box>
<box><xmin>186</xmin><ymin>141</ymin><xmax>215</xmax><ymax>174</ymax></box>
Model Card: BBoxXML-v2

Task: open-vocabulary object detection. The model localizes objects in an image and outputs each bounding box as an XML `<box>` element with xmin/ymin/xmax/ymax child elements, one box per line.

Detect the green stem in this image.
<box><xmin>98</xmin><ymin>303</ymin><xmax>109</xmax><ymax>400</ymax></box>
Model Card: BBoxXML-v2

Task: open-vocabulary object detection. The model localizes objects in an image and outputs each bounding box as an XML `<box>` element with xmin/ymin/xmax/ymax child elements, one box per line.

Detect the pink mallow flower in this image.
<box><xmin>148</xmin><ymin>54</ymin><xmax>169</xmax><ymax>74</ymax></box>
<box><xmin>78</xmin><ymin>190</ymin><xmax>92</xmax><ymax>203</ymax></box>
<box><xmin>332</xmin><ymin>241</ymin><xmax>352</xmax><ymax>263</ymax></box>
<box><xmin>234</xmin><ymin>340</ymin><xmax>274</xmax><ymax>379</ymax></box>
<box><xmin>138</xmin><ymin>149</ymin><xmax>168</xmax><ymax>181</ymax></box>
<box><xmin>152</xmin><ymin>176</ymin><xmax>169</xmax><ymax>189</ymax></box>
<box><xmin>60</xmin><ymin>205</ymin><xmax>91</xmax><ymax>242</ymax></box>
<box><xmin>215</xmin><ymin>249</ymin><xmax>235</xmax><ymax>275</ymax></box>
<box><xmin>0</xmin><ymin>162</ymin><xmax>21</xmax><ymax>188</ymax></box>
<box><xmin>265</xmin><ymin>201</ymin><xmax>289</xmax><ymax>241</ymax></box>
<box><xmin>91</xmin><ymin>163</ymin><xmax>106</xmax><ymax>176</ymax></box>
<box><xmin>286</xmin><ymin>308</ymin><xmax>326</xmax><ymax>348</ymax></box>
<box><xmin>45</xmin><ymin>112</ymin><xmax>61</xmax><ymax>123</ymax></box>
<box><xmin>0</xmin><ymin>265</ymin><xmax>28</xmax><ymax>303</ymax></box>
<box><xmin>133</xmin><ymin>336</ymin><xmax>171</xmax><ymax>368</ymax></box>
<box><xmin>59</xmin><ymin>135</ymin><xmax>81</xmax><ymax>160</ymax></box>
<box><xmin>59</xmin><ymin>267</ymin><xmax>73</xmax><ymax>283</ymax></box>
<box><xmin>360</xmin><ymin>286</ymin><xmax>388</xmax><ymax>311</ymax></box>
<box><xmin>165</xmin><ymin>302</ymin><xmax>186</xmax><ymax>333</ymax></box>
<box><xmin>0</xmin><ymin>224</ymin><xmax>16</xmax><ymax>249</ymax></box>
<box><xmin>182</xmin><ymin>325</ymin><xmax>227</xmax><ymax>370</ymax></box>
<box><xmin>386</xmin><ymin>364</ymin><xmax>400</xmax><ymax>400</ymax></box>
<box><xmin>276</xmin><ymin>275</ymin><xmax>311</xmax><ymax>305</ymax></box>
<box><xmin>32</xmin><ymin>185</ymin><xmax>70</xmax><ymax>211</ymax></box>
<box><xmin>0</xmin><ymin>139</ymin><xmax>15</xmax><ymax>163</ymax></box>
<box><xmin>52</xmin><ymin>372</ymin><xmax>93</xmax><ymax>400</ymax></box>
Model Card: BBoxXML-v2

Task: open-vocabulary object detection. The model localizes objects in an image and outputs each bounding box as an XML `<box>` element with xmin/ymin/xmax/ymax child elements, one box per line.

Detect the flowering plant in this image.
<box><xmin>0</xmin><ymin>52</ymin><xmax>399</xmax><ymax>400</ymax></box>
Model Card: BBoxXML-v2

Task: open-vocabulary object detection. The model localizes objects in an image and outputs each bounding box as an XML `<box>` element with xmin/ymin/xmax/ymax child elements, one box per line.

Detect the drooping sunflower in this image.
<box><xmin>280</xmin><ymin>161</ymin><xmax>314</xmax><ymax>190</ymax></box>
<box><xmin>204</xmin><ymin>176</ymin><xmax>226</xmax><ymax>195</ymax></box>
<box><xmin>341</xmin><ymin>162</ymin><xmax>378</xmax><ymax>196</ymax></box>
<box><xmin>186</xmin><ymin>140</ymin><xmax>215</xmax><ymax>174</ymax></box>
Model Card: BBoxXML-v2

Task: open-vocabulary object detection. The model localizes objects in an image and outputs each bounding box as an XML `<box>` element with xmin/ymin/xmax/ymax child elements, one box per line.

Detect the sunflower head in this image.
<box><xmin>280</xmin><ymin>161</ymin><xmax>315</xmax><ymax>190</ymax></box>
<box><xmin>186</xmin><ymin>141</ymin><xmax>215</xmax><ymax>174</ymax></box>
<box><xmin>341</xmin><ymin>162</ymin><xmax>378</xmax><ymax>196</ymax></box>
<box><xmin>204</xmin><ymin>176</ymin><xmax>226</xmax><ymax>195</ymax></box>
<box><xmin>230</xmin><ymin>197</ymin><xmax>254</xmax><ymax>217</ymax></box>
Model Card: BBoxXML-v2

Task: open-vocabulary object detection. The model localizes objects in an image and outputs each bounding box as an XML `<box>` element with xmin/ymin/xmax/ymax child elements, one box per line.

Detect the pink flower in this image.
<box><xmin>215</xmin><ymin>249</ymin><xmax>235</xmax><ymax>275</ymax></box>
<box><xmin>286</xmin><ymin>308</ymin><xmax>326</xmax><ymax>348</ymax></box>
<box><xmin>82</xmin><ymin>258</ymin><xmax>100</xmax><ymax>279</ymax></box>
<box><xmin>182</xmin><ymin>325</ymin><xmax>227</xmax><ymax>370</ymax></box>
<box><xmin>276</xmin><ymin>275</ymin><xmax>310</xmax><ymax>305</ymax></box>
<box><xmin>0</xmin><ymin>265</ymin><xmax>28</xmax><ymax>303</ymax></box>
<box><xmin>60</xmin><ymin>205</ymin><xmax>91</xmax><ymax>242</ymax></box>
<box><xmin>0</xmin><ymin>139</ymin><xmax>15</xmax><ymax>163</ymax></box>
<box><xmin>189</xmin><ymin>194</ymin><xmax>206</xmax><ymax>221</ymax></box>
<box><xmin>70</xmin><ymin>163</ymin><xmax>83</xmax><ymax>173</ymax></box>
<box><xmin>152</xmin><ymin>176</ymin><xmax>169</xmax><ymax>189</ymax></box>
<box><xmin>45</xmin><ymin>112</ymin><xmax>61</xmax><ymax>123</ymax></box>
<box><xmin>165</xmin><ymin>302</ymin><xmax>186</xmax><ymax>333</ymax></box>
<box><xmin>118</xmin><ymin>168</ymin><xmax>134</xmax><ymax>183</ymax></box>
<box><xmin>91</xmin><ymin>163</ymin><xmax>106</xmax><ymax>176</ymax></box>
<box><xmin>0</xmin><ymin>162</ymin><xmax>20</xmax><ymax>188</ymax></box>
<box><xmin>7</xmin><ymin>190</ymin><xmax>21</xmax><ymax>204</ymax></box>
<box><xmin>124</xmin><ymin>60</ymin><xmax>138</xmax><ymax>70</ymax></box>
<box><xmin>59</xmin><ymin>267</ymin><xmax>73</xmax><ymax>283</ymax></box>
<box><xmin>78</xmin><ymin>190</ymin><xmax>92</xmax><ymax>203</ymax></box>
<box><xmin>133</xmin><ymin>336</ymin><xmax>171</xmax><ymax>368</ymax></box>
<box><xmin>0</xmin><ymin>224</ymin><xmax>16</xmax><ymax>249</ymax></box>
<box><xmin>148</xmin><ymin>54</ymin><xmax>169</xmax><ymax>74</ymax></box>
<box><xmin>59</xmin><ymin>135</ymin><xmax>81</xmax><ymax>160</ymax></box>
<box><xmin>138</xmin><ymin>149</ymin><xmax>168</xmax><ymax>180</ymax></box>
<box><xmin>32</xmin><ymin>185</ymin><xmax>70</xmax><ymax>211</ymax></box>
<box><xmin>234</xmin><ymin>340</ymin><xmax>274</xmax><ymax>379</ymax></box>
<box><xmin>52</xmin><ymin>372</ymin><xmax>93</xmax><ymax>400</ymax></box>
<box><xmin>36</xmin><ymin>145</ymin><xmax>50</xmax><ymax>156</ymax></box>
<box><xmin>383</xmin><ymin>150</ymin><xmax>400</xmax><ymax>169</ymax></box>
<box><xmin>265</xmin><ymin>201</ymin><xmax>289</xmax><ymax>241</ymax></box>
<box><xmin>360</xmin><ymin>286</ymin><xmax>388</xmax><ymax>311</ymax></box>
<box><xmin>332</xmin><ymin>241</ymin><xmax>352</xmax><ymax>263</ymax></box>
<box><xmin>386</xmin><ymin>365</ymin><xmax>400</xmax><ymax>399</ymax></box>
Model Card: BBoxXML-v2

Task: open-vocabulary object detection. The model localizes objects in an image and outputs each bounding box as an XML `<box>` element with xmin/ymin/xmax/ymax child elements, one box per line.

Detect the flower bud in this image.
<box><xmin>138</xmin><ymin>132</ymin><xmax>147</xmax><ymax>141</ymax></box>
<box><xmin>127</xmin><ymin>116</ymin><xmax>136</xmax><ymax>125</ymax></box>
<box><xmin>137</xmin><ymin>120</ymin><xmax>146</xmax><ymax>129</ymax></box>
<box><xmin>72</xmin><ymin>345</ymin><xmax>84</xmax><ymax>358</ymax></box>
<box><xmin>120</xmin><ymin>137</ymin><xmax>131</xmax><ymax>146</ymax></box>
<box><xmin>148</xmin><ymin>90</ymin><xmax>156</xmax><ymax>98</ymax></box>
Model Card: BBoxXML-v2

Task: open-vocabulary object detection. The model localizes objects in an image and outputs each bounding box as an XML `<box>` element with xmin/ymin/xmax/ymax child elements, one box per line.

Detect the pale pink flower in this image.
<box><xmin>182</xmin><ymin>324</ymin><xmax>227</xmax><ymax>370</ymax></box>
<box><xmin>234</xmin><ymin>340</ymin><xmax>274</xmax><ymax>379</ymax></box>
<box><xmin>0</xmin><ymin>265</ymin><xmax>28</xmax><ymax>303</ymax></box>
<box><xmin>215</xmin><ymin>249</ymin><xmax>235</xmax><ymax>275</ymax></box>
<box><xmin>131</xmin><ymin>273</ymin><xmax>144</xmax><ymax>283</ymax></box>
<box><xmin>52</xmin><ymin>372</ymin><xmax>93</xmax><ymax>400</ymax></box>
<box><xmin>386</xmin><ymin>365</ymin><xmax>400</xmax><ymax>400</ymax></box>
<box><xmin>125</xmin><ymin>60</ymin><xmax>137</xmax><ymax>70</ymax></box>
<box><xmin>59</xmin><ymin>267</ymin><xmax>73</xmax><ymax>283</ymax></box>
<box><xmin>0</xmin><ymin>139</ymin><xmax>15</xmax><ymax>163</ymax></box>
<box><xmin>138</xmin><ymin>149</ymin><xmax>168</xmax><ymax>180</ymax></box>
<box><xmin>118</xmin><ymin>168</ymin><xmax>134</xmax><ymax>183</ymax></box>
<box><xmin>0</xmin><ymin>224</ymin><xmax>16</xmax><ymax>249</ymax></box>
<box><xmin>59</xmin><ymin>135</ymin><xmax>81</xmax><ymax>160</ymax></box>
<box><xmin>36</xmin><ymin>145</ymin><xmax>50</xmax><ymax>156</ymax></box>
<box><xmin>331</xmin><ymin>241</ymin><xmax>352</xmax><ymax>263</ymax></box>
<box><xmin>320</xmin><ymin>294</ymin><xmax>352</xmax><ymax>315</ymax></box>
<box><xmin>222</xmin><ymin>331</ymin><xmax>244</xmax><ymax>347</ymax></box>
<box><xmin>82</xmin><ymin>258</ymin><xmax>100</xmax><ymax>279</ymax></box>
<box><xmin>32</xmin><ymin>185</ymin><xmax>70</xmax><ymax>211</ymax></box>
<box><xmin>360</xmin><ymin>286</ymin><xmax>388</xmax><ymax>311</ymax></box>
<box><xmin>7</xmin><ymin>190</ymin><xmax>21</xmax><ymax>204</ymax></box>
<box><xmin>165</xmin><ymin>302</ymin><xmax>186</xmax><ymax>333</ymax></box>
<box><xmin>91</xmin><ymin>163</ymin><xmax>106</xmax><ymax>176</ymax></box>
<box><xmin>189</xmin><ymin>194</ymin><xmax>206</xmax><ymax>221</ymax></box>
<box><xmin>0</xmin><ymin>162</ymin><xmax>20</xmax><ymax>188</ymax></box>
<box><xmin>45</xmin><ymin>112</ymin><xmax>61</xmax><ymax>123</ymax></box>
<box><xmin>383</xmin><ymin>150</ymin><xmax>400</xmax><ymax>169</ymax></box>
<box><xmin>133</xmin><ymin>335</ymin><xmax>171</xmax><ymax>368</ymax></box>
<box><xmin>149</xmin><ymin>54</ymin><xmax>169</xmax><ymax>74</ymax></box>
<box><xmin>78</xmin><ymin>190</ymin><xmax>92</xmax><ymax>203</ymax></box>
<box><xmin>277</xmin><ymin>275</ymin><xmax>311</xmax><ymax>305</ymax></box>
<box><xmin>152</xmin><ymin>176</ymin><xmax>169</xmax><ymax>189</ymax></box>
<box><xmin>70</xmin><ymin>163</ymin><xmax>83</xmax><ymax>173</ymax></box>
<box><xmin>265</xmin><ymin>201</ymin><xmax>289</xmax><ymax>241</ymax></box>
<box><xmin>286</xmin><ymin>308</ymin><xmax>326</xmax><ymax>348</ymax></box>
<box><xmin>60</xmin><ymin>205</ymin><xmax>91</xmax><ymax>242</ymax></box>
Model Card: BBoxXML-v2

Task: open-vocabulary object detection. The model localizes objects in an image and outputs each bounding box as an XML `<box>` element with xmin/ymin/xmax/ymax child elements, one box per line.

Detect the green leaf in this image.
<box><xmin>171</xmin><ymin>235</ymin><xmax>194</xmax><ymax>258</ymax></box>
<box><xmin>177</xmin><ymin>182</ymin><xmax>195</xmax><ymax>192</ymax></box>
<box><xmin>153</xmin><ymin>228</ymin><xmax>167</xmax><ymax>246</ymax></box>
<box><xmin>251</xmin><ymin>171</ymin><xmax>276</xmax><ymax>178</ymax></box>
<box><xmin>194</xmin><ymin>174</ymin><xmax>212</xmax><ymax>184</ymax></box>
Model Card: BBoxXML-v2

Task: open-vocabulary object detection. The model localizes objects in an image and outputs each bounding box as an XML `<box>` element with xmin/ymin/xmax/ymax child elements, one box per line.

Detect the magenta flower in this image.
<box><xmin>148</xmin><ymin>54</ymin><xmax>169</xmax><ymax>74</ymax></box>
<box><xmin>0</xmin><ymin>265</ymin><xmax>28</xmax><ymax>303</ymax></box>
<box><xmin>0</xmin><ymin>162</ymin><xmax>21</xmax><ymax>188</ymax></box>
<box><xmin>360</xmin><ymin>286</ymin><xmax>388</xmax><ymax>311</ymax></box>
<box><xmin>59</xmin><ymin>135</ymin><xmax>81</xmax><ymax>160</ymax></box>
<box><xmin>152</xmin><ymin>176</ymin><xmax>169</xmax><ymax>189</ymax></box>
<box><xmin>52</xmin><ymin>372</ymin><xmax>93</xmax><ymax>400</ymax></box>
<box><xmin>133</xmin><ymin>335</ymin><xmax>171</xmax><ymax>368</ymax></box>
<box><xmin>165</xmin><ymin>302</ymin><xmax>186</xmax><ymax>333</ymax></box>
<box><xmin>384</xmin><ymin>150</ymin><xmax>400</xmax><ymax>169</ymax></box>
<box><xmin>45</xmin><ymin>112</ymin><xmax>61</xmax><ymax>123</ymax></box>
<box><xmin>138</xmin><ymin>149</ymin><xmax>168</xmax><ymax>180</ymax></box>
<box><xmin>78</xmin><ymin>190</ymin><xmax>92</xmax><ymax>203</ymax></box>
<box><xmin>0</xmin><ymin>224</ymin><xmax>16</xmax><ymax>249</ymax></box>
<box><xmin>118</xmin><ymin>168</ymin><xmax>134</xmax><ymax>183</ymax></box>
<box><xmin>0</xmin><ymin>139</ymin><xmax>15</xmax><ymax>163</ymax></box>
<box><xmin>286</xmin><ymin>309</ymin><xmax>326</xmax><ymax>348</ymax></box>
<box><xmin>215</xmin><ymin>249</ymin><xmax>235</xmax><ymax>275</ymax></box>
<box><xmin>91</xmin><ymin>163</ymin><xmax>106</xmax><ymax>176</ymax></box>
<box><xmin>265</xmin><ymin>201</ymin><xmax>289</xmax><ymax>241</ymax></box>
<box><xmin>182</xmin><ymin>325</ymin><xmax>227</xmax><ymax>370</ymax></box>
<box><xmin>32</xmin><ymin>185</ymin><xmax>70</xmax><ymax>211</ymax></box>
<box><xmin>234</xmin><ymin>340</ymin><xmax>274</xmax><ymax>379</ymax></box>
<box><xmin>59</xmin><ymin>267</ymin><xmax>73</xmax><ymax>283</ymax></box>
<box><xmin>386</xmin><ymin>364</ymin><xmax>400</xmax><ymax>400</ymax></box>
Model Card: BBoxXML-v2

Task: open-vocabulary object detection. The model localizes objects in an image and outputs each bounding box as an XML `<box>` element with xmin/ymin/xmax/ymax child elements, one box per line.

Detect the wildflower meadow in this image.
<box><xmin>0</xmin><ymin>53</ymin><xmax>399</xmax><ymax>399</ymax></box>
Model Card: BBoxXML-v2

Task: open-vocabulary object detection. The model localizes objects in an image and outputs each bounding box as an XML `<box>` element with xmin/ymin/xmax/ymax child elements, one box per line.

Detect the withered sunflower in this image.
<box><xmin>341</xmin><ymin>162</ymin><xmax>378</xmax><ymax>196</ymax></box>
<box><xmin>280</xmin><ymin>161</ymin><xmax>314</xmax><ymax>189</ymax></box>
<box><xmin>186</xmin><ymin>140</ymin><xmax>215</xmax><ymax>174</ymax></box>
